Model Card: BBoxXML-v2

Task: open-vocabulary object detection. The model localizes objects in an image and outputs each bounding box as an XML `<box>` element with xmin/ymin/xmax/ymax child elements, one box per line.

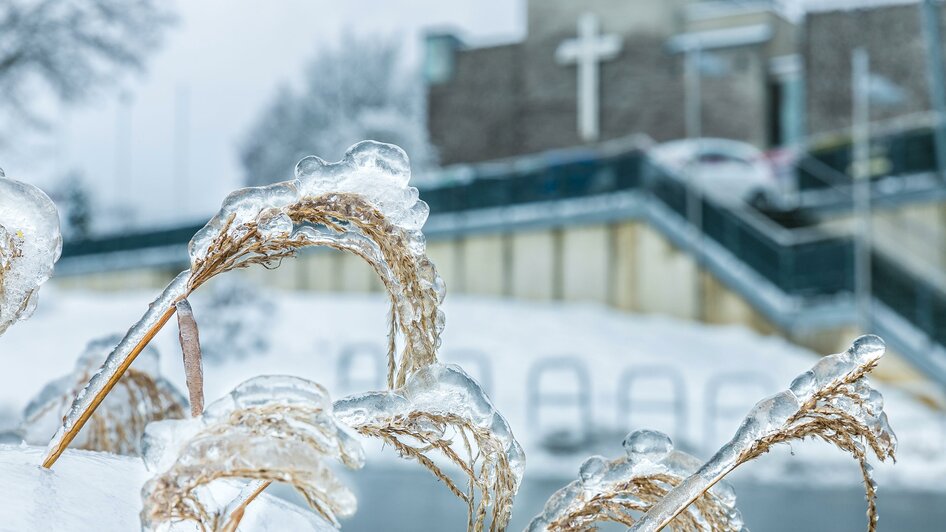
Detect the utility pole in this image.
<box><xmin>174</xmin><ymin>85</ymin><xmax>191</xmax><ymax>219</ymax></box>
<box><xmin>684</xmin><ymin>45</ymin><xmax>705</xmax><ymax>322</ymax></box>
<box><xmin>852</xmin><ymin>48</ymin><xmax>872</xmax><ymax>332</ymax></box>
<box><xmin>921</xmin><ymin>0</ymin><xmax>946</xmax><ymax>179</ymax></box>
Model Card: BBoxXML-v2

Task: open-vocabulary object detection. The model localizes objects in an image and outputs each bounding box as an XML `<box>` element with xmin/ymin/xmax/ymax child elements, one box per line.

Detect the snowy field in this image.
<box><xmin>1</xmin><ymin>284</ymin><xmax>945</xmax><ymax>530</ymax></box>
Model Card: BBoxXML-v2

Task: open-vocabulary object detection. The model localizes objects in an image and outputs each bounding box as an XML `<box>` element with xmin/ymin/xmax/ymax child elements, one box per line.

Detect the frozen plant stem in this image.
<box><xmin>43</xmin><ymin>141</ymin><xmax>446</xmax><ymax>470</ymax></box>
<box><xmin>220</xmin><ymin>480</ymin><xmax>272</xmax><ymax>532</ymax></box>
<box><xmin>176</xmin><ymin>298</ymin><xmax>205</xmax><ymax>416</ymax></box>
<box><xmin>42</xmin><ymin>271</ymin><xmax>191</xmax><ymax>468</ymax></box>
<box><xmin>632</xmin><ymin>335</ymin><xmax>896</xmax><ymax>532</ymax></box>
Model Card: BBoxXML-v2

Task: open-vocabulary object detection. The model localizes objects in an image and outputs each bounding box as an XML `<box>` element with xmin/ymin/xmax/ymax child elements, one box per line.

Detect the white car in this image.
<box><xmin>649</xmin><ymin>138</ymin><xmax>779</xmax><ymax>206</ymax></box>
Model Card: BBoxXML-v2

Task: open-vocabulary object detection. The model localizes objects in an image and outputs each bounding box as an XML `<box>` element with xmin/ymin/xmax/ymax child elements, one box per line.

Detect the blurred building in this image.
<box><xmin>426</xmin><ymin>0</ymin><xmax>946</xmax><ymax>165</ymax></box>
<box><xmin>426</xmin><ymin>0</ymin><xmax>800</xmax><ymax>164</ymax></box>
<box><xmin>52</xmin><ymin>0</ymin><xmax>946</xmax><ymax>402</ymax></box>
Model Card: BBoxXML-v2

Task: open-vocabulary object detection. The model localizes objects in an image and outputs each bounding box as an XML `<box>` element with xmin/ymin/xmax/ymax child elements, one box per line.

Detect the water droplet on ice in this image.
<box><xmin>866</xmin><ymin>389</ymin><xmax>884</xmax><ymax>415</ymax></box>
<box><xmin>623</xmin><ymin>429</ymin><xmax>673</xmax><ymax>461</ymax></box>
<box><xmin>258</xmin><ymin>210</ymin><xmax>293</xmax><ymax>238</ymax></box>
<box><xmin>849</xmin><ymin>335</ymin><xmax>885</xmax><ymax>365</ymax></box>
<box><xmin>295</xmin><ymin>155</ymin><xmax>330</xmax><ymax>179</ymax></box>
<box><xmin>578</xmin><ymin>455</ymin><xmax>608</xmax><ymax>486</ymax></box>
<box><xmin>345</xmin><ymin>141</ymin><xmax>411</xmax><ymax>187</ymax></box>
<box><xmin>789</xmin><ymin>370</ymin><xmax>815</xmax><ymax>401</ymax></box>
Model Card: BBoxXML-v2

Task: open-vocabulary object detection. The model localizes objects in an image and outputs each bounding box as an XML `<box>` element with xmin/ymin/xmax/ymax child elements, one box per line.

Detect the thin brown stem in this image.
<box><xmin>42</xmin><ymin>304</ymin><xmax>178</xmax><ymax>468</ymax></box>
<box><xmin>220</xmin><ymin>481</ymin><xmax>272</xmax><ymax>532</ymax></box>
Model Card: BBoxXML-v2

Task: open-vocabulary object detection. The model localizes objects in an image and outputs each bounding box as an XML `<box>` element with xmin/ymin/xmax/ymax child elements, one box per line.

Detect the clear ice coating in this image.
<box><xmin>333</xmin><ymin>363</ymin><xmax>526</xmax><ymax>486</ymax></box>
<box><xmin>140</xmin><ymin>375</ymin><xmax>365</xmax><ymax>531</ymax></box>
<box><xmin>45</xmin><ymin>141</ymin><xmax>446</xmax><ymax>466</ymax></box>
<box><xmin>0</xmin><ymin>171</ymin><xmax>62</xmax><ymax>335</ymax></box>
<box><xmin>526</xmin><ymin>430</ymin><xmax>744</xmax><ymax>531</ymax></box>
<box><xmin>334</xmin><ymin>363</ymin><xmax>525</xmax><ymax>529</ymax></box>
<box><xmin>44</xmin><ymin>271</ymin><xmax>192</xmax><ymax>464</ymax></box>
<box><xmin>631</xmin><ymin>335</ymin><xmax>897</xmax><ymax>532</ymax></box>
<box><xmin>186</xmin><ymin>140</ymin><xmax>442</xmax><ymax>385</ymax></box>
<box><xmin>188</xmin><ymin>141</ymin><xmax>429</xmax><ymax>264</ymax></box>
<box><xmin>16</xmin><ymin>334</ymin><xmax>185</xmax><ymax>455</ymax></box>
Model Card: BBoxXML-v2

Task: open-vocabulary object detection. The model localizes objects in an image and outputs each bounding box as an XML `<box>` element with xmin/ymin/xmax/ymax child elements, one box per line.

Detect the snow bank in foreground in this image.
<box><xmin>1</xmin><ymin>287</ymin><xmax>944</xmax><ymax>493</ymax></box>
<box><xmin>0</xmin><ymin>444</ymin><xmax>332</xmax><ymax>531</ymax></box>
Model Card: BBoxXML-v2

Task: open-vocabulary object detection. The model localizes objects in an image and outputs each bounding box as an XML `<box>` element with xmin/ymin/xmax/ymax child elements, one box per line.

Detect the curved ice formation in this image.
<box><xmin>186</xmin><ymin>140</ymin><xmax>443</xmax><ymax>387</ymax></box>
<box><xmin>16</xmin><ymin>334</ymin><xmax>185</xmax><ymax>455</ymax></box>
<box><xmin>141</xmin><ymin>375</ymin><xmax>364</xmax><ymax>531</ymax></box>
<box><xmin>46</xmin><ymin>141</ymin><xmax>445</xmax><ymax>467</ymax></box>
<box><xmin>633</xmin><ymin>335</ymin><xmax>897</xmax><ymax>532</ymax></box>
<box><xmin>0</xmin><ymin>169</ymin><xmax>62</xmax><ymax>335</ymax></box>
<box><xmin>526</xmin><ymin>430</ymin><xmax>744</xmax><ymax>531</ymax></box>
<box><xmin>334</xmin><ymin>363</ymin><xmax>525</xmax><ymax>530</ymax></box>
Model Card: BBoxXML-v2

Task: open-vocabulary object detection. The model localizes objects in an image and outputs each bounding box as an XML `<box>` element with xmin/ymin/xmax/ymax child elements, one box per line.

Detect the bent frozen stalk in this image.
<box><xmin>527</xmin><ymin>429</ymin><xmax>743</xmax><ymax>531</ymax></box>
<box><xmin>0</xmin><ymin>168</ymin><xmax>62</xmax><ymax>336</ymax></box>
<box><xmin>140</xmin><ymin>375</ymin><xmax>364</xmax><ymax>530</ymax></box>
<box><xmin>334</xmin><ymin>363</ymin><xmax>525</xmax><ymax>531</ymax></box>
<box><xmin>43</xmin><ymin>141</ymin><xmax>446</xmax><ymax>468</ymax></box>
<box><xmin>632</xmin><ymin>335</ymin><xmax>897</xmax><ymax>532</ymax></box>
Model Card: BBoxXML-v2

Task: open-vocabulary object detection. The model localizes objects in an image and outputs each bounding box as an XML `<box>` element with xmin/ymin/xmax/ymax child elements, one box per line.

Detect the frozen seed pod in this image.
<box><xmin>141</xmin><ymin>375</ymin><xmax>364</xmax><ymax>531</ymax></box>
<box><xmin>334</xmin><ymin>363</ymin><xmax>524</xmax><ymax>530</ymax></box>
<box><xmin>529</xmin><ymin>429</ymin><xmax>744</xmax><ymax>531</ymax></box>
<box><xmin>0</xmin><ymin>172</ymin><xmax>62</xmax><ymax>335</ymax></box>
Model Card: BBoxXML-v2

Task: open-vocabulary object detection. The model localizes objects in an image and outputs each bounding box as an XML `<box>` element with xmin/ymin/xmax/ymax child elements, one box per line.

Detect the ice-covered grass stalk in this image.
<box><xmin>141</xmin><ymin>376</ymin><xmax>364</xmax><ymax>532</ymax></box>
<box><xmin>632</xmin><ymin>335</ymin><xmax>897</xmax><ymax>532</ymax></box>
<box><xmin>334</xmin><ymin>364</ymin><xmax>525</xmax><ymax>532</ymax></box>
<box><xmin>43</xmin><ymin>141</ymin><xmax>444</xmax><ymax>467</ymax></box>
<box><xmin>527</xmin><ymin>430</ymin><xmax>743</xmax><ymax>531</ymax></box>
<box><xmin>18</xmin><ymin>335</ymin><xmax>186</xmax><ymax>455</ymax></box>
<box><xmin>0</xmin><ymin>168</ymin><xmax>62</xmax><ymax>336</ymax></box>
<box><xmin>176</xmin><ymin>299</ymin><xmax>206</xmax><ymax>416</ymax></box>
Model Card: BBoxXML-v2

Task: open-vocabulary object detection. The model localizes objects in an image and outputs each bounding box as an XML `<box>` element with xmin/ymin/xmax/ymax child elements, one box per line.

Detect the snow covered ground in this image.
<box><xmin>0</xmin><ymin>444</ymin><xmax>334</xmax><ymax>532</ymax></box>
<box><xmin>1</xmin><ymin>284</ymin><xmax>944</xmax><ymax>529</ymax></box>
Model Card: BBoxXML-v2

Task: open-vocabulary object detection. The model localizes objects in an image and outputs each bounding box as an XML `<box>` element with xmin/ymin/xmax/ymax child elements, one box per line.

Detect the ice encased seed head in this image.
<box><xmin>0</xmin><ymin>173</ymin><xmax>62</xmax><ymax>335</ymax></box>
<box><xmin>789</xmin><ymin>370</ymin><xmax>816</xmax><ymax>401</ymax></box>
<box><xmin>333</xmin><ymin>363</ymin><xmax>526</xmax><ymax>489</ymax></box>
<box><xmin>189</xmin><ymin>140</ymin><xmax>430</xmax><ymax>269</ymax></box>
<box><xmin>849</xmin><ymin>334</ymin><xmax>886</xmax><ymax>365</ymax></box>
<box><xmin>623</xmin><ymin>429</ymin><xmax>674</xmax><ymax>461</ymax></box>
<box><xmin>578</xmin><ymin>455</ymin><xmax>608</xmax><ymax>486</ymax></box>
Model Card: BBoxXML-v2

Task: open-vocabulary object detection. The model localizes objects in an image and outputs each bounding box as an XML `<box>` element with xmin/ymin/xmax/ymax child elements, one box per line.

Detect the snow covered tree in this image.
<box><xmin>0</xmin><ymin>0</ymin><xmax>174</xmax><ymax>140</ymax></box>
<box><xmin>51</xmin><ymin>172</ymin><xmax>93</xmax><ymax>240</ymax></box>
<box><xmin>239</xmin><ymin>33</ymin><xmax>436</xmax><ymax>186</ymax></box>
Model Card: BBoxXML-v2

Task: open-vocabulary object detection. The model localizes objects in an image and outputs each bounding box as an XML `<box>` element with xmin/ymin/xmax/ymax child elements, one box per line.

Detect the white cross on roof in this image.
<box><xmin>555</xmin><ymin>12</ymin><xmax>623</xmax><ymax>143</ymax></box>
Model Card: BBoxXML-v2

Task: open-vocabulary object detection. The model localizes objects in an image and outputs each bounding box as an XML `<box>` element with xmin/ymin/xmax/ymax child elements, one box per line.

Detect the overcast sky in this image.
<box><xmin>1</xmin><ymin>0</ymin><xmax>524</xmax><ymax>230</ymax></box>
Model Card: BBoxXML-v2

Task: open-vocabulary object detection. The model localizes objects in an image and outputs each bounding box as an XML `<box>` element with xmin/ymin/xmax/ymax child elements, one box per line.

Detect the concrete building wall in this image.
<box><xmin>461</xmin><ymin>234</ymin><xmax>507</xmax><ymax>296</ymax></box>
<box><xmin>633</xmin><ymin>223</ymin><xmax>699</xmax><ymax>320</ymax></box>
<box><xmin>510</xmin><ymin>230</ymin><xmax>556</xmax><ymax>300</ymax></box>
<box><xmin>561</xmin><ymin>225</ymin><xmax>610</xmax><ymax>302</ymax></box>
<box><xmin>612</xmin><ymin>221</ymin><xmax>641</xmax><ymax>311</ymax></box>
<box><xmin>426</xmin><ymin>240</ymin><xmax>461</xmax><ymax>296</ymax></box>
